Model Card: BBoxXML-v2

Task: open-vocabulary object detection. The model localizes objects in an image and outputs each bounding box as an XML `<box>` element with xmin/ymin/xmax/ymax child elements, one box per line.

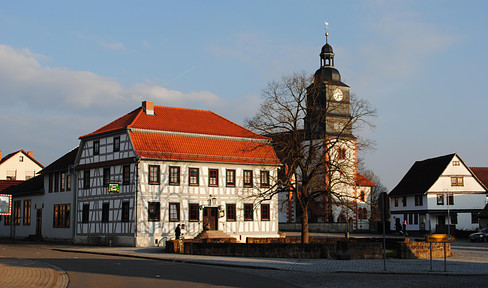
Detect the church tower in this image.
<box><xmin>303</xmin><ymin>25</ymin><xmax>360</xmax><ymax>225</ymax></box>
<box><xmin>304</xmin><ymin>28</ymin><xmax>354</xmax><ymax>140</ymax></box>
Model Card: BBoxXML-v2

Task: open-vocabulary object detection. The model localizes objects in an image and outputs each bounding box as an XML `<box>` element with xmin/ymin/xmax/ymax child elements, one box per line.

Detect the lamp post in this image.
<box><xmin>444</xmin><ymin>189</ymin><xmax>451</xmax><ymax>236</ymax></box>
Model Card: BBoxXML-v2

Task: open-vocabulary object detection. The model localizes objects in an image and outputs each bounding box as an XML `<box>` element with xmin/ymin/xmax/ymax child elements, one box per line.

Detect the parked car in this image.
<box><xmin>469</xmin><ymin>228</ymin><xmax>488</xmax><ymax>242</ymax></box>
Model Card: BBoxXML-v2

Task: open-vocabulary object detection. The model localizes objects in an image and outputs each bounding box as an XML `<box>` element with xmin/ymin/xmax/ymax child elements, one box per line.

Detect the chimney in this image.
<box><xmin>142</xmin><ymin>101</ymin><xmax>154</xmax><ymax>116</ymax></box>
<box><xmin>27</xmin><ymin>151</ymin><xmax>33</xmax><ymax>157</ymax></box>
<box><xmin>0</xmin><ymin>151</ymin><xmax>2</xmax><ymax>160</ymax></box>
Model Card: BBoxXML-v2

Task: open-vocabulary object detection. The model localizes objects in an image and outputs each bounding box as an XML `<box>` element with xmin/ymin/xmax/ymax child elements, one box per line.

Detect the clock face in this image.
<box><xmin>333</xmin><ymin>88</ymin><xmax>343</xmax><ymax>101</ymax></box>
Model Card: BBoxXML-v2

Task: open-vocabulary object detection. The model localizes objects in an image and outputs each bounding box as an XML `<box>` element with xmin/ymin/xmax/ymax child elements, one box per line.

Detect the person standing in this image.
<box><xmin>175</xmin><ymin>224</ymin><xmax>181</xmax><ymax>240</ymax></box>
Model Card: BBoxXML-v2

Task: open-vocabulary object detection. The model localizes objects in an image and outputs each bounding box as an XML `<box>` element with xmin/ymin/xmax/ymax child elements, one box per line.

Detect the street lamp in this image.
<box><xmin>444</xmin><ymin>189</ymin><xmax>451</xmax><ymax>236</ymax></box>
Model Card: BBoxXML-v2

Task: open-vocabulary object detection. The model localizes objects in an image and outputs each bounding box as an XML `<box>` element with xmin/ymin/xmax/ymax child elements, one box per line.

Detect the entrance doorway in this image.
<box><xmin>36</xmin><ymin>209</ymin><xmax>42</xmax><ymax>239</ymax></box>
<box><xmin>203</xmin><ymin>207</ymin><xmax>218</xmax><ymax>230</ymax></box>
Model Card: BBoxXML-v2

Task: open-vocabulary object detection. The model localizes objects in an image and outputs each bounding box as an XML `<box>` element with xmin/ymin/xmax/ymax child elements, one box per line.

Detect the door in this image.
<box><xmin>203</xmin><ymin>207</ymin><xmax>218</xmax><ymax>230</ymax></box>
<box><xmin>36</xmin><ymin>209</ymin><xmax>42</xmax><ymax>238</ymax></box>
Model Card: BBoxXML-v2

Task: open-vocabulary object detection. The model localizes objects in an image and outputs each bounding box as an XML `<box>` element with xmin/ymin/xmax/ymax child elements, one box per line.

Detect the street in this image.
<box><xmin>1</xmin><ymin>239</ymin><xmax>488</xmax><ymax>288</ymax></box>
<box><xmin>0</xmin><ymin>242</ymin><xmax>298</xmax><ymax>288</ymax></box>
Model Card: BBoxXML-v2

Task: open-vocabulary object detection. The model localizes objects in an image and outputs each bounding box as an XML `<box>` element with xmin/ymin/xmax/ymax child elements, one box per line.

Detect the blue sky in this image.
<box><xmin>1</xmin><ymin>1</ymin><xmax>487</xmax><ymax>190</ymax></box>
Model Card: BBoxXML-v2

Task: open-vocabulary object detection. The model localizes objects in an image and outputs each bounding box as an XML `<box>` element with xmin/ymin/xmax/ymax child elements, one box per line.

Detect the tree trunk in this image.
<box><xmin>301</xmin><ymin>202</ymin><xmax>309</xmax><ymax>243</ymax></box>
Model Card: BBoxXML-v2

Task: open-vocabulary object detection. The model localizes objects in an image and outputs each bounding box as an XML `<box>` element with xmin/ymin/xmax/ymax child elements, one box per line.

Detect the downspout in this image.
<box><xmin>70</xmin><ymin>164</ymin><xmax>77</xmax><ymax>242</ymax></box>
<box><xmin>134</xmin><ymin>158</ymin><xmax>140</xmax><ymax>245</ymax></box>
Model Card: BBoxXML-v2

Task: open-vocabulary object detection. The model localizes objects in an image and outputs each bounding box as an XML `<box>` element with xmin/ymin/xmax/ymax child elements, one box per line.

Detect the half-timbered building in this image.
<box><xmin>74</xmin><ymin>101</ymin><xmax>281</xmax><ymax>247</ymax></box>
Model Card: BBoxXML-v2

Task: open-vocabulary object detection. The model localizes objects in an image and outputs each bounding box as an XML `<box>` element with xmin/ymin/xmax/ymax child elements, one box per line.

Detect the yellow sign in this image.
<box><xmin>426</xmin><ymin>234</ymin><xmax>455</xmax><ymax>243</ymax></box>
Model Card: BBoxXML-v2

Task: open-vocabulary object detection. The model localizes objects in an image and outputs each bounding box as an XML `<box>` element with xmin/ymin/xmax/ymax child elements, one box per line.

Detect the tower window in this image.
<box><xmin>338</xmin><ymin>148</ymin><xmax>346</xmax><ymax>160</ymax></box>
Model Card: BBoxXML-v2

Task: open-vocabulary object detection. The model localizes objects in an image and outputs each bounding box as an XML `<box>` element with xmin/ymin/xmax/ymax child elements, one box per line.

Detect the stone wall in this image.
<box><xmin>400</xmin><ymin>238</ymin><xmax>451</xmax><ymax>259</ymax></box>
<box><xmin>166</xmin><ymin>238</ymin><xmax>383</xmax><ymax>259</ymax></box>
<box><xmin>279</xmin><ymin>222</ymin><xmax>352</xmax><ymax>233</ymax></box>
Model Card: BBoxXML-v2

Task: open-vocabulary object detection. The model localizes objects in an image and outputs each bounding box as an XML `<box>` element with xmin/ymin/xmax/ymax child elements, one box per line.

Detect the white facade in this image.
<box><xmin>390</xmin><ymin>154</ymin><xmax>487</xmax><ymax>233</ymax></box>
<box><xmin>0</xmin><ymin>150</ymin><xmax>43</xmax><ymax>180</ymax></box>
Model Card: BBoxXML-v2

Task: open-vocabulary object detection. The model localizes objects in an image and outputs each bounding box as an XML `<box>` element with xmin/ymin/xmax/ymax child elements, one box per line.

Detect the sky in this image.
<box><xmin>1</xmin><ymin>0</ymin><xmax>487</xmax><ymax>191</ymax></box>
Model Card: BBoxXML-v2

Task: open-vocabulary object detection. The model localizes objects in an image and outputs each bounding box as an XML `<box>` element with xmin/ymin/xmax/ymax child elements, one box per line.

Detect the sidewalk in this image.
<box><xmin>54</xmin><ymin>244</ymin><xmax>488</xmax><ymax>276</ymax></box>
<box><xmin>0</xmin><ymin>257</ymin><xmax>69</xmax><ymax>288</ymax></box>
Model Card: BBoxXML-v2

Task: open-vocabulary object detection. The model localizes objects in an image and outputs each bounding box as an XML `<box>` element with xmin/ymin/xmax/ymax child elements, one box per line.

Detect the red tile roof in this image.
<box><xmin>470</xmin><ymin>167</ymin><xmax>488</xmax><ymax>189</ymax></box>
<box><xmin>130</xmin><ymin>132</ymin><xmax>279</xmax><ymax>165</ymax></box>
<box><xmin>0</xmin><ymin>180</ymin><xmax>23</xmax><ymax>192</ymax></box>
<box><xmin>356</xmin><ymin>173</ymin><xmax>375</xmax><ymax>187</ymax></box>
<box><xmin>81</xmin><ymin>105</ymin><xmax>280</xmax><ymax>165</ymax></box>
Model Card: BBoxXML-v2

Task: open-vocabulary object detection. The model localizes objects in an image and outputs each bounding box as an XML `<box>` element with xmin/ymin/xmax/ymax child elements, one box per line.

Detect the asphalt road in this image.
<box><xmin>2</xmin><ymin>239</ymin><xmax>488</xmax><ymax>288</ymax></box>
<box><xmin>0</xmin><ymin>242</ymin><xmax>299</xmax><ymax>288</ymax></box>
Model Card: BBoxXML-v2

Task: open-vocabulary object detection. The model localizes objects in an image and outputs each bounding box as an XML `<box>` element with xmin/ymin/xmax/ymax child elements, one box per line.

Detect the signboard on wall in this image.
<box><xmin>108</xmin><ymin>183</ymin><xmax>120</xmax><ymax>193</ymax></box>
<box><xmin>0</xmin><ymin>194</ymin><xmax>12</xmax><ymax>215</ymax></box>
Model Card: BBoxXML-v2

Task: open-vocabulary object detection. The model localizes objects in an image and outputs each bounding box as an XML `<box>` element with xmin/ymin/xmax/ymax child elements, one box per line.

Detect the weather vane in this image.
<box><xmin>324</xmin><ymin>21</ymin><xmax>329</xmax><ymax>43</ymax></box>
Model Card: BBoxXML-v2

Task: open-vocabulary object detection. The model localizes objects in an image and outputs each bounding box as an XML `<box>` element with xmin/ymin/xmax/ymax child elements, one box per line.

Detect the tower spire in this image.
<box><xmin>325</xmin><ymin>21</ymin><xmax>329</xmax><ymax>44</ymax></box>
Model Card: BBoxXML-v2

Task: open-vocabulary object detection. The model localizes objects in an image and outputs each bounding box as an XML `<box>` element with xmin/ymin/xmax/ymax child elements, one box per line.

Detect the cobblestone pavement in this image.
<box><xmin>0</xmin><ymin>256</ymin><xmax>69</xmax><ymax>288</ymax></box>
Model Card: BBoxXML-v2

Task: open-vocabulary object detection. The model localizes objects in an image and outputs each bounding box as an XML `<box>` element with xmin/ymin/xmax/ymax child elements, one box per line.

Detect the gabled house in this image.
<box><xmin>389</xmin><ymin>153</ymin><xmax>488</xmax><ymax>234</ymax></box>
<box><xmin>470</xmin><ymin>167</ymin><xmax>488</xmax><ymax>228</ymax></box>
<box><xmin>74</xmin><ymin>101</ymin><xmax>281</xmax><ymax>247</ymax></box>
<box><xmin>0</xmin><ymin>148</ymin><xmax>78</xmax><ymax>241</ymax></box>
<box><xmin>0</xmin><ymin>150</ymin><xmax>44</xmax><ymax>181</ymax></box>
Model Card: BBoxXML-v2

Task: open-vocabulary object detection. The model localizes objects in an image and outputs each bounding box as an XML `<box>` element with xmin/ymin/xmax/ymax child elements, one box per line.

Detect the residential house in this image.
<box><xmin>471</xmin><ymin>167</ymin><xmax>488</xmax><ymax>228</ymax></box>
<box><xmin>389</xmin><ymin>153</ymin><xmax>488</xmax><ymax>234</ymax></box>
<box><xmin>0</xmin><ymin>148</ymin><xmax>78</xmax><ymax>241</ymax></box>
<box><xmin>74</xmin><ymin>101</ymin><xmax>281</xmax><ymax>247</ymax></box>
<box><xmin>0</xmin><ymin>150</ymin><xmax>44</xmax><ymax>180</ymax></box>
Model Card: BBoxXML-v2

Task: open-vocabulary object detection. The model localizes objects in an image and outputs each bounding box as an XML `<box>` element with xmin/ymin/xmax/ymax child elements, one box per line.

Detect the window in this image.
<box><xmin>402</xmin><ymin>196</ymin><xmax>407</xmax><ymax>207</ymax></box>
<box><xmin>169</xmin><ymin>166</ymin><xmax>180</xmax><ymax>185</ymax></box>
<box><xmin>447</xmin><ymin>194</ymin><xmax>454</xmax><ymax>205</ymax></box>
<box><xmin>25</xmin><ymin>170</ymin><xmax>35</xmax><ymax>180</ymax></box>
<box><xmin>93</xmin><ymin>140</ymin><xmax>100</xmax><ymax>155</ymax></box>
<box><xmin>49</xmin><ymin>174</ymin><xmax>53</xmax><ymax>193</ymax></box>
<box><xmin>261</xmin><ymin>204</ymin><xmax>270</xmax><ymax>221</ymax></box>
<box><xmin>244</xmin><ymin>204</ymin><xmax>253</xmax><ymax>221</ymax></box>
<box><xmin>415</xmin><ymin>195</ymin><xmax>423</xmax><ymax>206</ymax></box>
<box><xmin>452</xmin><ymin>161</ymin><xmax>460</xmax><ymax>166</ymax></box>
<box><xmin>437</xmin><ymin>194</ymin><xmax>444</xmax><ymax>205</ymax></box>
<box><xmin>471</xmin><ymin>212</ymin><xmax>479</xmax><ymax>224</ymax></box>
<box><xmin>4</xmin><ymin>215</ymin><xmax>10</xmax><ymax>225</ymax></box>
<box><xmin>189</xmin><ymin>203</ymin><xmax>199</xmax><ymax>222</ymax></box>
<box><xmin>148</xmin><ymin>202</ymin><xmax>160</xmax><ymax>222</ymax></box>
<box><xmin>260</xmin><ymin>171</ymin><xmax>270</xmax><ymax>188</ymax></box>
<box><xmin>23</xmin><ymin>200</ymin><xmax>31</xmax><ymax>225</ymax></box>
<box><xmin>359</xmin><ymin>191</ymin><xmax>365</xmax><ymax>202</ymax></box>
<box><xmin>414</xmin><ymin>213</ymin><xmax>418</xmax><ymax>225</ymax></box>
<box><xmin>358</xmin><ymin>208</ymin><xmax>368</xmax><ymax>219</ymax></box>
<box><xmin>123</xmin><ymin>165</ymin><xmax>130</xmax><ymax>185</ymax></box>
<box><xmin>209</xmin><ymin>169</ymin><xmax>219</xmax><ymax>187</ymax></box>
<box><xmin>408</xmin><ymin>213</ymin><xmax>413</xmax><ymax>224</ymax></box>
<box><xmin>394</xmin><ymin>197</ymin><xmax>398</xmax><ymax>207</ymax></box>
<box><xmin>338</xmin><ymin>148</ymin><xmax>346</xmax><ymax>160</ymax></box>
<box><xmin>122</xmin><ymin>201</ymin><xmax>130</xmax><ymax>222</ymax></box>
<box><xmin>169</xmin><ymin>203</ymin><xmax>180</xmax><ymax>222</ymax></box>
<box><xmin>226</xmin><ymin>169</ymin><xmax>236</xmax><ymax>187</ymax></box>
<box><xmin>103</xmin><ymin>167</ymin><xmax>110</xmax><ymax>187</ymax></box>
<box><xmin>14</xmin><ymin>200</ymin><xmax>21</xmax><ymax>225</ymax></box>
<box><xmin>451</xmin><ymin>177</ymin><xmax>464</xmax><ymax>187</ymax></box>
<box><xmin>243</xmin><ymin>170</ymin><xmax>253</xmax><ymax>187</ymax></box>
<box><xmin>60</xmin><ymin>173</ymin><xmax>65</xmax><ymax>191</ymax></box>
<box><xmin>66</xmin><ymin>174</ymin><xmax>71</xmax><ymax>191</ymax></box>
<box><xmin>19</xmin><ymin>156</ymin><xmax>23</xmax><ymax>162</ymax></box>
<box><xmin>226</xmin><ymin>204</ymin><xmax>236</xmax><ymax>221</ymax></box>
<box><xmin>53</xmin><ymin>204</ymin><xmax>70</xmax><ymax>228</ymax></box>
<box><xmin>189</xmin><ymin>168</ymin><xmax>199</xmax><ymax>186</ymax></box>
<box><xmin>82</xmin><ymin>204</ymin><xmax>89</xmax><ymax>223</ymax></box>
<box><xmin>6</xmin><ymin>169</ymin><xmax>16</xmax><ymax>180</ymax></box>
<box><xmin>84</xmin><ymin>170</ymin><xmax>90</xmax><ymax>189</ymax></box>
<box><xmin>450</xmin><ymin>213</ymin><xmax>458</xmax><ymax>225</ymax></box>
<box><xmin>113</xmin><ymin>136</ymin><xmax>120</xmax><ymax>152</ymax></box>
<box><xmin>102</xmin><ymin>202</ymin><xmax>109</xmax><ymax>222</ymax></box>
<box><xmin>149</xmin><ymin>165</ymin><xmax>160</xmax><ymax>185</ymax></box>
<box><xmin>54</xmin><ymin>173</ymin><xmax>59</xmax><ymax>192</ymax></box>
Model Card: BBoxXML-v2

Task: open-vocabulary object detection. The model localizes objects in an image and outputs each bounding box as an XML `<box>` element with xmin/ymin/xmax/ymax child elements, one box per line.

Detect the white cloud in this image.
<box><xmin>99</xmin><ymin>40</ymin><xmax>126</xmax><ymax>51</ymax></box>
<box><xmin>0</xmin><ymin>44</ymin><xmax>223</xmax><ymax>114</ymax></box>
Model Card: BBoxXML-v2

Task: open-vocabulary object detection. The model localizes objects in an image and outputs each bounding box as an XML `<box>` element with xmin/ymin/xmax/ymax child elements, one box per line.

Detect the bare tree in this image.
<box><xmin>246</xmin><ymin>71</ymin><xmax>376</xmax><ymax>243</ymax></box>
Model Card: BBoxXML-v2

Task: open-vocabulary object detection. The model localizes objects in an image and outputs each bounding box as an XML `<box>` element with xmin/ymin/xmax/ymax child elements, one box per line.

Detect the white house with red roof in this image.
<box><xmin>74</xmin><ymin>101</ymin><xmax>281</xmax><ymax>247</ymax></box>
<box><xmin>0</xmin><ymin>150</ymin><xmax>44</xmax><ymax>181</ymax></box>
